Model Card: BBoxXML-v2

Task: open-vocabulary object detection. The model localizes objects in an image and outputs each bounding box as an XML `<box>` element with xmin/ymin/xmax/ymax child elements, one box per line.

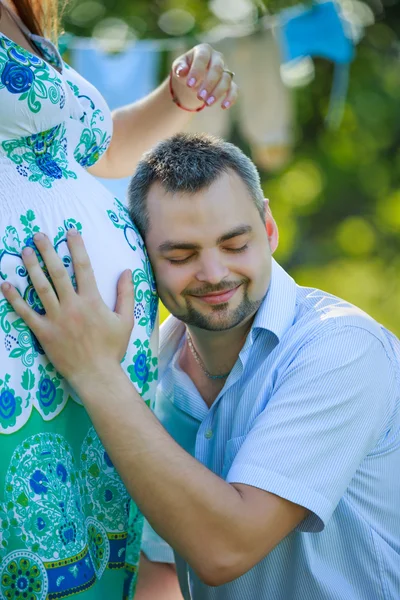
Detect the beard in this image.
<box><xmin>175</xmin><ymin>279</ymin><xmax>263</xmax><ymax>331</ymax></box>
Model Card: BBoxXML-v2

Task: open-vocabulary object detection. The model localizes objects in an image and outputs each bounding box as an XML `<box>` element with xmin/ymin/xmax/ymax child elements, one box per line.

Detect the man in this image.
<box><xmin>2</xmin><ymin>134</ymin><xmax>399</xmax><ymax>600</ymax></box>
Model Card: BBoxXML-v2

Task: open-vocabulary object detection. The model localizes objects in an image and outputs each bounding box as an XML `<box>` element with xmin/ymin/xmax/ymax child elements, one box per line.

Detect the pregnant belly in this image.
<box><xmin>0</xmin><ymin>189</ymin><xmax>159</xmax><ymax>433</ymax></box>
<box><xmin>1</xmin><ymin>171</ymin><xmax>156</xmax><ymax>312</ymax></box>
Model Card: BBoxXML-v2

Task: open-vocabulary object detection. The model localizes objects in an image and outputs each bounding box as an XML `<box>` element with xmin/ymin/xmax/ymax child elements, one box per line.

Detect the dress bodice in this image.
<box><xmin>0</xmin><ymin>20</ymin><xmax>113</xmax><ymax>180</ymax></box>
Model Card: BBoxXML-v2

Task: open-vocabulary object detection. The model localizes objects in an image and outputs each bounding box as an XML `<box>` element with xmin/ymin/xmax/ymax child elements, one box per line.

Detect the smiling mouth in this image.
<box><xmin>189</xmin><ymin>285</ymin><xmax>241</xmax><ymax>305</ymax></box>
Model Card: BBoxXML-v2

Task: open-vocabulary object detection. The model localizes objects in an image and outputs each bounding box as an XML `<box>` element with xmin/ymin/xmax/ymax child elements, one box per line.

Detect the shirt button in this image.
<box><xmin>204</xmin><ymin>429</ymin><xmax>213</xmax><ymax>439</ymax></box>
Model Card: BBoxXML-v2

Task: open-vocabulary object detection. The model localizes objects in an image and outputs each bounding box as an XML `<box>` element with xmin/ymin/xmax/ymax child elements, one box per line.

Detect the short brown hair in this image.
<box><xmin>128</xmin><ymin>133</ymin><xmax>265</xmax><ymax>240</ymax></box>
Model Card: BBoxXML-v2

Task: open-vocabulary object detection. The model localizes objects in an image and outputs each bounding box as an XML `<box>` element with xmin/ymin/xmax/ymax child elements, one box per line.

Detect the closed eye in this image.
<box><xmin>224</xmin><ymin>244</ymin><xmax>248</xmax><ymax>253</ymax></box>
<box><xmin>166</xmin><ymin>255</ymin><xmax>194</xmax><ymax>265</ymax></box>
<box><xmin>166</xmin><ymin>244</ymin><xmax>248</xmax><ymax>264</ymax></box>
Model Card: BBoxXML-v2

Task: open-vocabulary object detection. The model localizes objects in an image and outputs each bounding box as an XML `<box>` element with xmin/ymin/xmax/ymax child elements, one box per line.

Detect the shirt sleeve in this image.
<box><xmin>226</xmin><ymin>324</ymin><xmax>396</xmax><ymax>532</ymax></box>
<box><xmin>141</xmin><ymin>519</ymin><xmax>175</xmax><ymax>564</ymax></box>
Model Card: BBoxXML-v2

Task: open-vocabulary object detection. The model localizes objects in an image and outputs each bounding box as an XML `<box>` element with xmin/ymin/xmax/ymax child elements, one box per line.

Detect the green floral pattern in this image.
<box><xmin>107</xmin><ymin>198</ymin><xmax>158</xmax><ymax>336</ymax></box>
<box><xmin>35</xmin><ymin>363</ymin><xmax>64</xmax><ymax>416</ymax></box>
<box><xmin>86</xmin><ymin>517</ymin><xmax>109</xmax><ymax>580</ymax></box>
<box><xmin>0</xmin><ymin>210</ymin><xmax>83</xmax><ymax>432</ymax></box>
<box><xmin>1</xmin><ymin>430</ymin><xmax>146</xmax><ymax>597</ymax></box>
<box><xmin>4</xmin><ymin>317</ymin><xmax>42</xmax><ymax>368</ymax></box>
<box><xmin>5</xmin><ymin>434</ymin><xmax>85</xmax><ymax>561</ymax></box>
<box><xmin>67</xmin><ymin>80</ymin><xmax>112</xmax><ymax>169</ymax></box>
<box><xmin>0</xmin><ymin>36</ymin><xmax>63</xmax><ymax>113</ymax></box>
<box><xmin>2</xmin><ymin>124</ymin><xmax>77</xmax><ymax>188</ymax></box>
<box><xmin>127</xmin><ymin>340</ymin><xmax>158</xmax><ymax>403</ymax></box>
<box><xmin>80</xmin><ymin>428</ymin><xmax>130</xmax><ymax>534</ymax></box>
<box><xmin>0</xmin><ymin>503</ymin><xmax>13</xmax><ymax>559</ymax></box>
<box><xmin>0</xmin><ymin>550</ymin><xmax>48</xmax><ymax>600</ymax></box>
<box><xmin>124</xmin><ymin>502</ymin><xmax>144</xmax><ymax>599</ymax></box>
<box><xmin>0</xmin><ymin>374</ymin><xmax>23</xmax><ymax>431</ymax></box>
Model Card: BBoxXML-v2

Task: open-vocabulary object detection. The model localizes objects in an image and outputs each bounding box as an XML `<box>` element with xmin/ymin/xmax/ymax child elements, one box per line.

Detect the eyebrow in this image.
<box><xmin>158</xmin><ymin>225</ymin><xmax>253</xmax><ymax>253</ymax></box>
<box><xmin>216</xmin><ymin>225</ymin><xmax>253</xmax><ymax>244</ymax></box>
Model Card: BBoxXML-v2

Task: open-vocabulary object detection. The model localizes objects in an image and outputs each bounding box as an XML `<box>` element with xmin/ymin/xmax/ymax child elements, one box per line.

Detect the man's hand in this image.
<box><xmin>1</xmin><ymin>230</ymin><xmax>134</xmax><ymax>386</ymax></box>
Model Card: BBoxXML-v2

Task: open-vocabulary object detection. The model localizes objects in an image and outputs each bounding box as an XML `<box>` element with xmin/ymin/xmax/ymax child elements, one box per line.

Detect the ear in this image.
<box><xmin>264</xmin><ymin>199</ymin><xmax>279</xmax><ymax>253</ymax></box>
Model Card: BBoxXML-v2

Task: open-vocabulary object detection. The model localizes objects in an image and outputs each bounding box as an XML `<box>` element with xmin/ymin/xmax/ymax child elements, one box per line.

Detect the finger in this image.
<box><xmin>115</xmin><ymin>269</ymin><xmax>134</xmax><ymax>329</ymax></box>
<box><xmin>185</xmin><ymin>43</ymin><xmax>213</xmax><ymax>89</ymax></box>
<box><xmin>171</xmin><ymin>52</ymin><xmax>191</xmax><ymax>79</ymax></box>
<box><xmin>21</xmin><ymin>243</ymin><xmax>60</xmax><ymax>315</ymax></box>
<box><xmin>196</xmin><ymin>51</ymin><xmax>225</xmax><ymax>103</ymax></box>
<box><xmin>1</xmin><ymin>282</ymin><xmax>44</xmax><ymax>333</ymax></box>
<box><xmin>201</xmin><ymin>71</ymin><xmax>232</xmax><ymax>107</ymax></box>
<box><xmin>67</xmin><ymin>229</ymin><xmax>101</xmax><ymax>299</ymax></box>
<box><xmin>33</xmin><ymin>232</ymin><xmax>75</xmax><ymax>302</ymax></box>
<box><xmin>221</xmin><ymin>81</ymin><xmax>239</xmax><ymax>110</ymax></box>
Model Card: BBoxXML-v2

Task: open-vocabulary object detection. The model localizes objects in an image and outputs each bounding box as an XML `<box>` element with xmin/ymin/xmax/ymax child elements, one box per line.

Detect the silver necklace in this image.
<box><xmin>186</xmin><ymin>331</ymin><xmax>231</xmax><ymax>380</ymax></box>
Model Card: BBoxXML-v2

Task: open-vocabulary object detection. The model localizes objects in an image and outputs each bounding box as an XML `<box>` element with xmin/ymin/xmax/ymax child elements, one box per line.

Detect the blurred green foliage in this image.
<box><xmin>269</xmin><ymin>22</ymin><xmax>400</xmax><ymax>333</ymax></box>
<box><xmin>63</xmin><ymin>0</ymin><xmax>400</xmax><ymax>333</ymax></box>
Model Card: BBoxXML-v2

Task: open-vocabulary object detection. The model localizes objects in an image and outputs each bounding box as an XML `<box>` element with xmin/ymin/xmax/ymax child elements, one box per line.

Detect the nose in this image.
<box><xmin>195</xmin><ymin>250</ymin><xmax>229</xmax><ymax>284</ymax></box>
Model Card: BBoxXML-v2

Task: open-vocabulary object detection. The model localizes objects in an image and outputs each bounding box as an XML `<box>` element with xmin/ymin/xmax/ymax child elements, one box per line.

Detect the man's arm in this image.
<box><xmin>135</xmin><ymin>555</ymin><xmax>183</xmax><ymax>600</ymax></box>
<box><xmin>1</xmin><ymin>231</ymin><xmax>308</xmax><ymax>586</ymax></box>
<box><xmin>71</xmin><ymin>358</ymin><xmax>307</xmax><ymax>587</ymax></box>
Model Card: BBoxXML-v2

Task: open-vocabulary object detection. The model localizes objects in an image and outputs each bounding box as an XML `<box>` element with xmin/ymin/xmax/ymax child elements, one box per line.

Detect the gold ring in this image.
<box><xmin>223</xmin><ymin>69</ymin><xmax>235</xmax><ymax>79</ymax></box>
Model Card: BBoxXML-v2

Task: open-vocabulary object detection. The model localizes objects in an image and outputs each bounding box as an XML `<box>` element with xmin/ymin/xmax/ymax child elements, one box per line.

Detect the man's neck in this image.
<box><xmin>178</xmin><ymin>320</ymin><xmax>253</xmax><ymax>408</ymax></box>
<box><xmin>191</xmin><ymin>321</ymin><xmax>251</xmax><ymax>369</ymax></box>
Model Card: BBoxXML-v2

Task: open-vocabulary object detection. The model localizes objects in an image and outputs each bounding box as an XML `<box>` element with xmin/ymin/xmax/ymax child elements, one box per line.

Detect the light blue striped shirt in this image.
<box><xmin>142</xmin><ymin>259</ymin><xmax>400</xmax><ymax>600</ymax></box>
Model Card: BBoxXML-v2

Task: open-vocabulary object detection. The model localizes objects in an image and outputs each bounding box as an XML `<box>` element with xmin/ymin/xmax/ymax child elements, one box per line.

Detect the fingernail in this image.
<box><xmin>22</xmin><ymin>246</ymin><xmax>34</xmax><ymax>255</ymax></box>
<box><xmin>176</xmin><ymin>64</ymin><xmax>185</xmax><ymax>76</ymax></box>
<box><xmin>223</xmin><ymin>100</ymin><xmax>230</xmax><ymax>109</ymax></box>
<box><xmin>187</xmin><ymin>77</ymin><xmax>196</xmax><ymax>87</ymax></box>
<box><xmin>34</xmin><ymin>232</ymin><xmax>44</xmax><ymax>241</ymax></box>
<box><xmin>206</xmin><ymin>96</ymin><xmax>215</xmax><ymax>106</ymax></box>
<box><xmin>68</xmin><ymin>228</ymin><xmax>78</xmax><ymax>236</ymax></box>
<box><xmin>199</xmin><ymin>89</ymin><xmax>207</xmax><ymax>100</ymax></box>
<box><xmin>1</xmin><ymin>282</ymin><xmax>11</xmax><ymax>291</ymax></box>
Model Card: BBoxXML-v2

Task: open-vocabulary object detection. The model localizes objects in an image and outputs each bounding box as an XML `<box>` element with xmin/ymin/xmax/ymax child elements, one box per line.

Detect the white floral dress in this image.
<box><xmin>0</xmin><ymin>14</ymin><xmax>158</xmax><ymax>600</ymax></box>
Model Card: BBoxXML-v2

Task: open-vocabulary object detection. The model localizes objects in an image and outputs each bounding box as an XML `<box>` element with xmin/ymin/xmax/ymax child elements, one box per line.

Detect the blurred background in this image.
<box><xmin>60</xmin><ymin>0</ymin><xmax>400</xmax><ymax>332</ymax></box>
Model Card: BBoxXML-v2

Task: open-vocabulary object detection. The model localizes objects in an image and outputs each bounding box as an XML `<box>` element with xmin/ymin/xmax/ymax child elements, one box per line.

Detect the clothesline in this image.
<box><xmin>61</xmin><ymin>17</ymin><xmax>279</xmax><ymax>55</ymax></box>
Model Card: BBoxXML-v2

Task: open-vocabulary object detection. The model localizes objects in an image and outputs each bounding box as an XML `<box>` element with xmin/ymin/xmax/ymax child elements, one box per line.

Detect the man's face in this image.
<box><xmin>145</xmin><ymin>170</ymin><xmax>277</xmax><ymax>332</ymax></box>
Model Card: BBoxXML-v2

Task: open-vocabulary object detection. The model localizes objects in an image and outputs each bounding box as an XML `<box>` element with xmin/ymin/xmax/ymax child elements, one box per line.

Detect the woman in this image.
<box><xmin>0</xmin><ymin>1</ymin><xmax>237</xmax><ymax>598</ymax></box>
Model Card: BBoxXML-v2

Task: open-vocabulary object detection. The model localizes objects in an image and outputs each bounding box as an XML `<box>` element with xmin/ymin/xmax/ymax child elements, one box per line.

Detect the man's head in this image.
<box><xmin>128</xmin><ymin>133</ymin><xmax>278</xmax><ymax>332</ymax></box>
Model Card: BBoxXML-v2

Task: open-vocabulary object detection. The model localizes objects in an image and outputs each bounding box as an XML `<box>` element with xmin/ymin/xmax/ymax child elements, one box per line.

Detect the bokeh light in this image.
<box><xmin>209</xmin><ymin>0</ymin><xmax>257</xmax><ymax>24</ymax></box>
<box><xmin>336</xmin><ymin>216</ymin><xmax>376</xmax><ymax>256</ymax></box>
<box><xmin>92</xmin><ymin>17</ymin><xmax>136</xmax><ymax>52</ymax></box>
<box><xmin>158</xmin><ymin>9</ymin><xmax>196</xmax><ymax>36</ymax></box>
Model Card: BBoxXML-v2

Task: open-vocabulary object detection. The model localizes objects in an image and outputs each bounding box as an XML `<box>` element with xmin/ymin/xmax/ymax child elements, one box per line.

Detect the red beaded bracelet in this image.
<box><xmin>169</xmin><ymin>71</ymin><xmax>206</xmax><ymax>113</ymax></box>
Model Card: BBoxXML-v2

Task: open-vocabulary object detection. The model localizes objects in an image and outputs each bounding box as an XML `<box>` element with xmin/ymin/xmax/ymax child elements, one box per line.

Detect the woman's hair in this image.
<box><xmin>5</xmin><ymin>0</ymin><xmax>66</xmax><ymax>40</ymax></box>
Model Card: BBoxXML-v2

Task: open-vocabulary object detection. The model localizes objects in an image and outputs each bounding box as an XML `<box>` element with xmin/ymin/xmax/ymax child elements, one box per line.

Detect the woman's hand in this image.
<box><xmin>1</xmin><ymin>230</ymin><xmax>134</xmax><ymax>387</ymax></box>
<box><xmin>170</xmin><ymin>43</ymin><xmax>238</xmax><ymax>111</ymax></box>
<box><xmin>89</xmin><ymin>44</ymin><xmax>239</xmax><ymax>180</ymax></box>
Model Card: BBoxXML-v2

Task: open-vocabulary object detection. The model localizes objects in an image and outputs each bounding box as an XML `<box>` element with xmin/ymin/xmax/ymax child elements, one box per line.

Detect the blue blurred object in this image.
<box><xmin>280</xmin><ymin>1</ymin><xmax>354</xmax><ymax>64</ymax></box>
<box><xmin>71</xmin><ymin>40</ymin><xmax>161</xmax><ymax>201</ymax></box>
<box><xmin>279</xmin><ymin>1</ymin><xmax>355</xmax><ymax>127</ymax></box>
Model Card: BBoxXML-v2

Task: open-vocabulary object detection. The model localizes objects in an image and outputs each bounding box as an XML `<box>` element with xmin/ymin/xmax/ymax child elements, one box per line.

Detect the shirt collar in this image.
<box><xmin>251</xmin><ymin>258</ymin><xmax>298</xmax><ymax>342</ymax></box>
<box><xmin>159</xmin><ymin>313</ymin><xmax>186</xmax><ymax>379</ymax></box>
<box><xmin>159</xmin><ymin>259</ymin><xmax>298</xmax><ymax>377</ymax></box>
